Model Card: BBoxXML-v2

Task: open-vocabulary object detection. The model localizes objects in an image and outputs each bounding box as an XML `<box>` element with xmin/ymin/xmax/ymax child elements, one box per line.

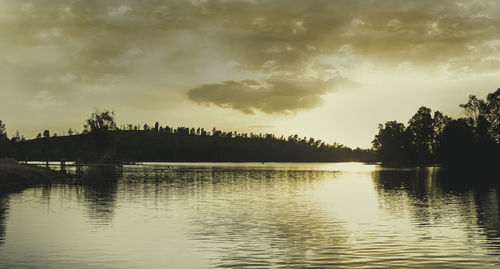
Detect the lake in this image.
<box><xmin>1</xmin><ymin>162</ymin><xmax>499</xmax><ymax>268</ymax></box>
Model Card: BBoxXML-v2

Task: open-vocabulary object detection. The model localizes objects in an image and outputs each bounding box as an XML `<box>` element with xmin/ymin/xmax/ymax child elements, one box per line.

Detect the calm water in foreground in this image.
<box><xmin>1</xmin><ymin>162</ymin><xmax>500</xmax><ymax>268</ymax></box>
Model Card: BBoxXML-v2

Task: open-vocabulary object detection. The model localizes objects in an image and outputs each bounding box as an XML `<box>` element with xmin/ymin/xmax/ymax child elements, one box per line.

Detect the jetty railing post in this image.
<box><xmin>60</xmin><ymin>160</ymin><xmax>66</xmax><ymax>172</ymax></box>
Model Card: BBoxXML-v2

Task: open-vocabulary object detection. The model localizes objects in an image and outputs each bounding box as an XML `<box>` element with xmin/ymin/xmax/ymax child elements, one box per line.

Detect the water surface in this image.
<box><xmin>1</xmin><ymin>163</ymin><xmax>499</xmax><ymax>268</ymax></box>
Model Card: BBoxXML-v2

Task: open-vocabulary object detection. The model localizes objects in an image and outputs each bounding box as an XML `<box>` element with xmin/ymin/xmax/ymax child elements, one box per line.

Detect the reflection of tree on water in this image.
<box><xmin>372</xmin><ymin>167</ymin><xmax>441</xmax><ymax>203</ymax></box>
<box><xmin>0</xmin><ymin>196</ymin><xmax>8</xmax><ymax>246</ymax></box>
<box><xmin>0</xmin><ymin>166</ymin><xmax>122</xmax><ymax>247</ymax></box>
<box><xmin>372</xmin><ymin>167</ymin><xmax>500</xmax><ymax>254</ymax></box>
<box><xmin>432</xmin><ymin>169</ymin><xmax>500</xmax><ymax>248</ymax></box>
<box><xmin>372</xmin><ymin>168</ymin><xmax>439</xmax><ymax>238</ymax></box>
<box><xmin>79</xmin><ymin>165</ymin><xmax>122</xmax><ymax>226</ymax></box>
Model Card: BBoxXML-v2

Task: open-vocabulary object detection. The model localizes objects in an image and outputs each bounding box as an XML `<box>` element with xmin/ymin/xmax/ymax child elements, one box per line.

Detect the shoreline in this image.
<box><xmin>0</xmin><ymin>159</ymin><xmax>67</xmax><ymax>195</ymax></box>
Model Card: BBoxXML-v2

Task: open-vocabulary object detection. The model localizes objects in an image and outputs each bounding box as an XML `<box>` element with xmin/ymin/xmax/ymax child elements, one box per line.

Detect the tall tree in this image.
<box><xmin>438</xmin><ymin>119</ymin><xmax>476</xmax><ymax>166</ymax></box>
<box><xmin>83</xmin><ymin>109</ymin><xmax>117</xmax><ymax>133</ymax></box>
<box><xmin>0</xmin><ymin>120</ymin><xmax>8</xmax><ymax>157</ymax></box>
<box><xmin>485</xmin><ymin>89</ymin><xmax>500</xmax><ymax>142</ymax></box>
<box><xmin>372</xmin><ymin>121</ymin><xmax>409</xmax><ymax>163</ymax></box>
<box><xmin>406</xmin><ymin>107</ymin><xmax>434</xmax><ymax>163</ymax></box>
<box><xmin>460</xmin><ymin>95</ymin><xmax>486</xmax><ymax>126</ymax></box>
<box><xmin>0</xmin><ymin>120</ymin><xmax>5</xmax><ymax>138</ymax></box>
<box><xmin>432</xmin><ymin>111</ymin><xmax>451</xmax><ymax>156</ymax></box>
<box><xmin>11</xmin><ymin>131</ymin><xmax>21</xmax><ymax>143</ymax></box>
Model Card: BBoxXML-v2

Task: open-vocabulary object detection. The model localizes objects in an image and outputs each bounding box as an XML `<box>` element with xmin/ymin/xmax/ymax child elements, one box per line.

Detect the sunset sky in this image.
<box><xmin>1</xmin><ymin>0</ymin><xmax>499</xmax><ymax>147</ymax></box>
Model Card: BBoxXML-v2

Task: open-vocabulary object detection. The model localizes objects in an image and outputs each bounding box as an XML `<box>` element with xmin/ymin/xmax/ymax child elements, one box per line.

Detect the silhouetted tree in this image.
<box><xmin>374</xmin><ymin>88</ymin><xmax>500</xmax><ymax>167</ymax></box>
<box><xmin>11</xmin><ymin>131</ymin><xmax>21</xmax><ymax>143</ymax></box>
<box><xmin>0</xmin><ymin>120</ymin><xmax>9</xmax><ymax>157</ymax></box>
<box><xmin>407</xmin><ymin>107</ymin><xmax>434</xmax><ymax>163</ymax></box>
<box><xmin>460</xmin><ymin>95</ymin><xmax>486</xmax><ymax>126</ymax></box>
<box><xmin>437</xmin><ymin>119</ymin><xmax>475</xmax><ymax>166</ymax></box>
<box><xmin>454</xmin><ymin>89</ymin><xmax>499</xmax><ymax>165</ymax></box>
<box><xmin>0</xmin><ymin>120</ymin><xmax>5</xmax><ymax>139</ymax></box>
<box><xmin>484</xmin><ymin>89</ymin><xmax>500</xmax><ymax>142</ymax></box>
<box><xmin>83</xmin><ymin>109</ymin><xmax>116</xmax><ymax>133</ymax></box>
<box><xmin>372</xmin><ymin>121</ymin><xmax>410</xmax><ymax>163</ymax></box>
<box><xmin>431</xmin><ymin>111</ymin><xmax>451</xmax><ymax>156</ymax></box>
<box><xmin>43</xmin><ymin>130</ymin><xmax>50</xmax><ymax>138</ymax></box>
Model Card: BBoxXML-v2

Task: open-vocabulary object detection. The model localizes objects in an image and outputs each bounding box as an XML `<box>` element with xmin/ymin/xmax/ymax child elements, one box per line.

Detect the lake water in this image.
<box><xmin>1</xmin><ymin>162</ymin><xmax>499</xmax><ymax>268</ymax></box>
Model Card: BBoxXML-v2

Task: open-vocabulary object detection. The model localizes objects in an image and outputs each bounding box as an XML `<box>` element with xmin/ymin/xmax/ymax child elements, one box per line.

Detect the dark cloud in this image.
<box><xmin>2</xmin><ymin>0</ymin><xmax>499</xmax><ymax>76</ymax></box>
<box><xmin>188</xmin><ymin>76</ymin><xmax>354</xmax><ymax>114</ymax></box>
<box><xmin>1</xmin><ymin>0</ymin><xmax>500</xmax><ymax>115</ymax></box>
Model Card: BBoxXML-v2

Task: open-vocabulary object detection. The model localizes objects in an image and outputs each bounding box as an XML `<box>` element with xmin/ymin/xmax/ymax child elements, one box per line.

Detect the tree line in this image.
<box><xmin>2</xmin><ymin>88</ymin><xmax>498</xmax><ymax>165</ymax></box>
<box><xmin>0</xmin><ymin>110</ymin><xmax>374</xmax><ymax>163</ymax></box>
<box><xmin>372</xmin><ymin>88</ymin><xmax>499</xmax><ymax>166</ymax></box>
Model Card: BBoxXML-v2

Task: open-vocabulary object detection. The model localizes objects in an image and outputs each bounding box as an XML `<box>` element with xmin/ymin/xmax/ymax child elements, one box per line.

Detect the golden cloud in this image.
<box><xmin>1</xmin><ymin>0</ymin><xmax>499</xmax><ymax>113</ymax></box>
<box><xmin>188</xmin><ymin>76</ymin><xmax>356</xmax><ymax>114</ymax></box>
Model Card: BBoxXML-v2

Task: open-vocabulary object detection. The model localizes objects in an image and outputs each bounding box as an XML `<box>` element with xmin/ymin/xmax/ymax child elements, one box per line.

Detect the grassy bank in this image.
<box><xmin>0</xmin><ymin>159</ymin><xmax>65</xmax><ymax>194</ymax></box>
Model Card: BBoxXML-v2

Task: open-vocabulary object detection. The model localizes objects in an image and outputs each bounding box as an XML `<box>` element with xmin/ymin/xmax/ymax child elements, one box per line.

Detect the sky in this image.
<box><xmin>0</xmin><ymin>0</ymin><xmax>499</xmax><ymax>148</ymax></box>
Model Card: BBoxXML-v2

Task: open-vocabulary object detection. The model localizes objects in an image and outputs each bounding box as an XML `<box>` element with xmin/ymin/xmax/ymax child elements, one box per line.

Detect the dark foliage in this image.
<box><xmin>373</xmin><ymin>88</ymin><xmax>500</xmax><ymax>166</ymax></box>
<box><xmin>1</xmin><ymin>110</ymin><xmax>374</xmax><ymax>163</ymax></box>
<box><xmin>9</xmin><ymin>130</ymin><xmax>374</xmax><ymax>163</ymax></box>
<box><xmin>0</xmin><ymin>121</ymin><xmax>11</xmax><ymax>159</ymax></box>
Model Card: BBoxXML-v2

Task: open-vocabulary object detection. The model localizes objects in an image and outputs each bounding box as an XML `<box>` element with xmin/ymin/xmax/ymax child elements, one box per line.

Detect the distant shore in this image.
<box><xmin>0</xmin><ymin>159</ymin><xmax>66</xmax><ymax>195</ymax></box>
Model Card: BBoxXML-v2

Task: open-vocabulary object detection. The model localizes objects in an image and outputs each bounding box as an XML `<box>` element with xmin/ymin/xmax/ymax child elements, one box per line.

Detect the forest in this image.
<box><xmin>372</xmin><ymin>88</ymin><xmax>499</xmax><ymax>166</ymax></box>
<box><xmin>0</xmin><ymin>111</ymin><xmax>374</xmax><ymax>163</ymax></box>
<box><xmin>1</xmin><ymin>88</ymin><xmax>498</xmax><ymax>165</ymax></box>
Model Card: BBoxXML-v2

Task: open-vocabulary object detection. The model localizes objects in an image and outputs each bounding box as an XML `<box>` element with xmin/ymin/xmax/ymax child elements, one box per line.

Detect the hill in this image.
<box><xmin>10</xmin><ymin>130</ymin><xmax>375</xmax><ymax>163</ymax></box>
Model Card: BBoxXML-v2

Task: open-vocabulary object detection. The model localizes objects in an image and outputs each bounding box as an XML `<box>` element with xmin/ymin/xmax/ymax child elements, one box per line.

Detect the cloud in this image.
<box><xmin>2</xmin><ymin>0</ymin><xmax>499</xmax><ymax>77</ymax></box>
<box><xmin>204</xmin><ymin>0</ymin><xmax>500</xmax><ymax>74</ymax></box>
<box><xmin>250</xmin><ymin>125</ymin><xmax>275</xmax><ymax>129</ymax></box>
<box><xmin>1</xmin><ymin>0</ymin><xmax>500</xmax><ymax>116</ymax></box>
<box><xmin>188</xmin><ymin>76</ymin><xmax>354</xmax><ymax>114</ymax></box>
